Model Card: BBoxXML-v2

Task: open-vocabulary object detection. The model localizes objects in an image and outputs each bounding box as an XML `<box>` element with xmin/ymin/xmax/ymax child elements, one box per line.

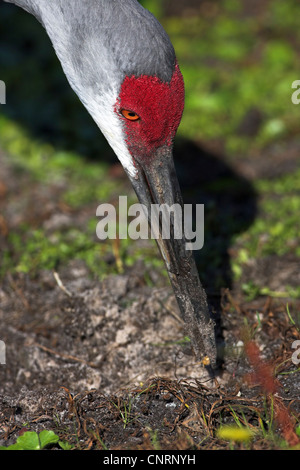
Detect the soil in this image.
<box><xmin>0</xmin><ymin>0</ymin><xmax>299</xmax><ymax>452</ymax></box>
<box><xmin>0</xmin><ymin>139</ymin><xmax>299</xmax><ymax>450</ymax></box>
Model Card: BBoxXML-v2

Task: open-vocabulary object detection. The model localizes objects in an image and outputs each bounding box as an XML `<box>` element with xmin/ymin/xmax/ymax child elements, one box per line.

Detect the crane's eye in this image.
<box><xmin>121</xmin><ymin>109</ymin><xmax>140</xmax><ymax>121</ymax></box>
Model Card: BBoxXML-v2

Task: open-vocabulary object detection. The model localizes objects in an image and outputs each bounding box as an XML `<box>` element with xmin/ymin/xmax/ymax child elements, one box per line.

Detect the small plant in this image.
<box><xmin>0</xmin><ymin>430</ymin><xmax>72</xmax><ymax>450</ymax></box>
<box><xmin>286</xmin><ymin>303</ymin><xmax>300</xmax><ymax>332</ymax></box>
<box><xmin>111</xmin><ymin>397</ymin><xmax>137</xmax><ymax>429</ymax></box>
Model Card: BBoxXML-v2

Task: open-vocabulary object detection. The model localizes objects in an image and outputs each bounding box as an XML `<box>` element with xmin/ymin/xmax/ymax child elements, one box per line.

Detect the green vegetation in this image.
<box><xmin>161</xmin><ymin>0</ymin><xmax>299</xmax><ymax>154</ymax></box>
<box><xmin>0</xmin><ymin>430</ymin><xmax>71</xmax><ymax>450</ymax></box>
<box><xmin>0</xmin><ymin>115</ymin><xmax>164</xmax><ymax>279</ymax></box>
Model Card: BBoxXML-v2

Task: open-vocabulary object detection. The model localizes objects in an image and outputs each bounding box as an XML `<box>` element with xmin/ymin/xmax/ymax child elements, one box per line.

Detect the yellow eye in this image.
<box><xmin>121</xmin><ymin>109</ymin><xmax>140</xmax><ymax>121</ymax></box>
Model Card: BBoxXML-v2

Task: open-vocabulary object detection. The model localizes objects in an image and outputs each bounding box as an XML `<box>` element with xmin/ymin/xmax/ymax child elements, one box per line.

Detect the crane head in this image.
<box><xmin>116</xmin><ymin>63</ymin><xmax>184</xmax><ymax>164</ymax></box>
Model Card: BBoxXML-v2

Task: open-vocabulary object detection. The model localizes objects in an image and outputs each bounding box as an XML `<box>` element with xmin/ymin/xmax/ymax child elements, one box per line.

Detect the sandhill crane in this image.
<box><xmin>3</xmin><ymin>0</ymin><xmax>216</xmax><ymax>366</ymax></box>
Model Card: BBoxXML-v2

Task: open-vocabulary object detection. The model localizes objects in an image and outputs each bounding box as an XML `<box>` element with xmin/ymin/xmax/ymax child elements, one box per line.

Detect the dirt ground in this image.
<box><xmin>0</xmin><ymin>142</ymin><xmax>299</xmax><ymax>450</ymax></box>
<box><xmin>0</xmin><ymin>261</ymin><xmax>299</xmax><ymax>450</ymax></box>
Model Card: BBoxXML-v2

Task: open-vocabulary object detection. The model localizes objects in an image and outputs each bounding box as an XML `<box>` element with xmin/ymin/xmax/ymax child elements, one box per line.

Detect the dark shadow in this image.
<box><xmin>174</xmin><ymin>138</ymin><xmax>257</xmax><ymax>294</ymax></box>
<box><xmin>0</xmin><ymin>4</ymin><xmax>258</xmax><ymax>363</ymax></box>
<box><xmin>174</xmin><ymin>138</ymin><xmax>257</xmax><ymax>367</ymax></box>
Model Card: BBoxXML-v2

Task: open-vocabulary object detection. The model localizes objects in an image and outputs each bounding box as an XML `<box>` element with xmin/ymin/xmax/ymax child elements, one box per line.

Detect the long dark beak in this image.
<box><xmin>127</xmin><ymin>146</ymin><xmax>217</xmax><ymax>368</ymax></box>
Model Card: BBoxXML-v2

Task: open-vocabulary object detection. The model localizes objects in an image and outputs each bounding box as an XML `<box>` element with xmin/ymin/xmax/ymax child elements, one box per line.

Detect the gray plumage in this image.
<box><xmin>3</xmin><ymin>0</ymin><xmax>177</xmax><ymax>175</ymax></box>
<box><xmin>4</xmin><ymin>0</ymin><xmax>176</xmax><ymax>90</ymax></box>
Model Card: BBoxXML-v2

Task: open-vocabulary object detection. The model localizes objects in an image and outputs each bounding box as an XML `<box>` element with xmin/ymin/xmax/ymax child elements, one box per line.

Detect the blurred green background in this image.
<box><xmin>0</xmin><ymin>0</ymin><xmax>299</xmax><ymax>300</ymax></box>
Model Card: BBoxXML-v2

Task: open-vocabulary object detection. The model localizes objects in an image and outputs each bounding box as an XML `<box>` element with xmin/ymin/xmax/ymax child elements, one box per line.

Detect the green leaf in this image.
<box><xmin>14</xmin><ymin>432</ymin><xmax>41</xmax><ymax>450</ymax></box>
<box><xmin>0</xmin><ymin>430</ymin><xmax>60</xmax><ymax>450</ymax></box>
<box><xmin>58</xmin><ymin>440</ymin><xmax>73</xmax><ymax>450</ymax></box>
<box><xmin>38</xmin><ymin>430</ymin><xmax>60</xmax><ymax>449</ymax></box>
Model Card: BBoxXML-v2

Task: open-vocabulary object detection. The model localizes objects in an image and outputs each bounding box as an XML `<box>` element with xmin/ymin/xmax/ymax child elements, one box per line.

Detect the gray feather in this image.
<box><xmin>3</xmin><ymin>0</ymin><xmax>176</xmax><ymax>93</ymax></box>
